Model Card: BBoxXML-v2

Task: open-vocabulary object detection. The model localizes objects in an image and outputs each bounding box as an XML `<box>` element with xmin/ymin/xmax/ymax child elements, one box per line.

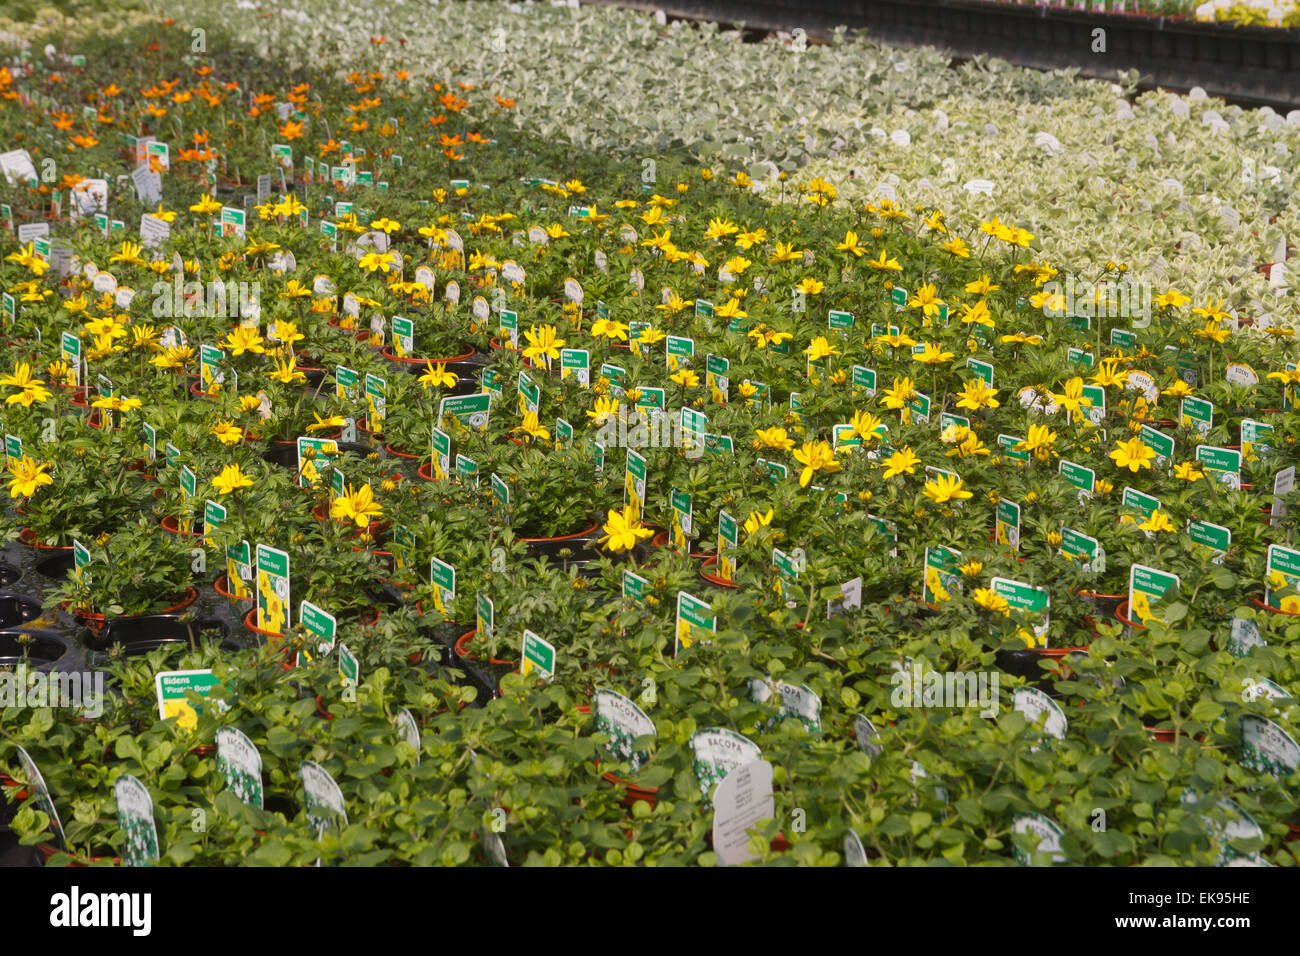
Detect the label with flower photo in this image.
<box><xmin>665</xmin><ymin>334</ymin><xmax>694</xmax><ymax>371</ymax></box>
<box><xmin>622</xmin><ymin>569</ymin><xmax>649</xmax><ymax>605</ymax></box>
<box><xmin>832</xmin><ymin>423</ymin><xmax>860</xmax><ymax>452</ymax></box>
<box><xmin>1240</xmin><ymin>714</ymin><xmax>1300</xmax><ymax>781</ymax></box>
<box><xmin>498</xmin><ymin>308</ymin><xmax>518</xmax><ymax>348</ymax></box>
<box><xmin>995</xmin><ymin>499</ymin><xmax>1020</xmax><ymax>551</ymax></box>
<box><xmin>59</xmin><ymin>331</ymin><xmax>81</xmax><ymax>386</ymax></box>
<box><xmin>716</xmin><ymin>511</ymin><xmax>738</xmax><ymax>582</ymax></box>
<box><xmin>517</xmin><ymin>370</ymin><xmax>540</xmax><ymax>414</ymax></box>
<box><xmin>828</xmin><ymin>309</ymin><xmax>854</xmax><ymax>332</ymax></box>
<box><xmin>439</xmin><ymin>393</ymin><xmax>492</xmax><ymax>432</ymax></box>
<box><xmin>593</xmin><ymin>689</ymin><xmax>656</xmax><ymax>773</ymax></box>
<box><xmin>216</xmin><ymin>727</ymin><xmax>264</xmax><ymax>809</ymax></box>
<box><xmin>690</xmin><ymin>728</ymin><xmax>761</xmax><ymax>802</ymax></box>
<box><xmin>705</xmin><ymin>354</ymin><xmax>729</xmax><ymax>403</ymax></box>
<box><xmin>301</xmin><ymin>760</ymin><xmax>347</xmax><ymax>839</ymax></box>
<box><xmin>923</xmin><ymin>546</ymin><xmax>962</xmax><ymax>605</ymax></box>
<box><xmin>203</xmin><ymin>499</ymin><xmax>226</xmax><ymax>550</ymax></box>
<box><xmin>391</xmin><ymin>315</ymin><xmax>414</xmax><ymax>356</ymax></box>
<box><xmin>1127</xmin><ymin>563</ymin><xmax>1180</xmax><ymax>626</ymax></box>
<box><xmin>296</xmin><ymin>436</ymin><xmax>338</xmax><ymax>489</ymax></box>
<box><xmin>179</xmin><ymin>465</ymin><xmax>196</xmax><ymax>500</ymax></box>
<box><xmin>225</xmin><ymin>540</ymin><xmax>252</xmax><ymax>599</ymax></box>
<box><xmin>334</xmin><ymin>365</ymin><xmax>358</xmax><ymax>403</ymax></box>
<box><xmin>751</xmin><ymin>678</ymin><xmax>822</xmax><ymax>734</ymax></box>
<box><xmin>990</xmin><ymin>577</ymin><xmax>1050</xmax><ymax>648</ymax></box>
<box><xmin>1180</xmin><ymin>395</ymin><xmax>1213</xmax><ymax>435</ymax></box>
<box><xmin>1139</xmin><ymin>424</ymin><xmax>1174</xmax><ymax>467</ymax></box>
<box><xmin>428</xmin><ymin>426</ymin><xmax>451</xmax><ymax>481</ymax></box>
<box><xmin>255</xmin><ymin>544</ymin><xmax>291</xmax><ymax>637</ymax></box>
<box><xmin>939</xmin><ymin>412</ymin><xmax>970</xmax><ymax>434</ymax></box>
<box><xmin>555</xmin><ymin>418</ymin><xmax>573</xmax><ymax>446</ymax></box>
<box><xmin>114</xmin><ymin>774</ymin><xmax>159</xmax><ymax>867</ymax></box>
<box><xmin>155</xmin><ymin>669</ymin><xmax>220</xmax><ymax>731</ymax></box>
<box><xmin>1012</xmin><ymin>813</ymin><xmax>1067</xmax><ymax>866</ymax></box>
<box><xmin>772</xmin><ymin>548</ymin><xmax>799</xmax><ymax>607</ymax></box>
<box><xmin>675</xmin><ymin>591</ymin><xmax>715</xmax><ymax>653</ymax></box>
<box><xmin>1196</xmin><ymin>445</ymin><xmax>1241</xmax><ymax>489</ymax></box>
<box><xmin>669</xmin><ymin>489</ymin><xmax>693</xmax><ymax>554</ymax></box>
<box><xmin>1014</xmin><ymin>687</ymin><xmax>1067</xmax><ymax>740</ymax></box>
<box><xmin>520</xmin><ymin>629</ymin><xmax>556</xmax><ymax>682</ymax></box>
<box><xmin>199</xmin><ymin>344</ymin><xmax>225</xmax><ymax>394</ymax></box>
<box><xmin>1266</xmin><ymin>544</ymin><xmax>1300</xmax><ymax>613</ymax></box>
<box><xmin>364</xmin><ymin>372</ymin><xmax>386</xmax><ymax>427</ymax></box>
<box><xmin>1240</xmin><ymin>419</ymin><xmax>1273</xmax><ymax>457</ymax></box>
<box><xmin>907</xmin><ymin>391</ymin><xmax>931</xmax><ymax>424</ymax></box>
<box><xmin>624</xmin><ymin>449</ymin><xmax>646</xmax><ymax>521</ymax></box>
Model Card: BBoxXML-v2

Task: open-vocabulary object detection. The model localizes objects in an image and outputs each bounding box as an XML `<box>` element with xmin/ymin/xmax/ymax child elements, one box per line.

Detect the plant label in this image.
<box><xmin>429</xmin><ymin>557</ymin><xmax>456</xmax><ymax>615</ymax></box>
<box><xmin>593</xmin><ymin>689</ymin><xmax>656</xmax><ymax>773</ymax></box>
<box><xmin>1128</xmin><ymin>563</ymin><xmax>1180</xmax><ymax>625</ymax></box>
<box><xmin>712</xmin><ymin>760</ymin><xmax>775</xmax><ymax>866</ymax></box>
<box><xmin>690</xmin><ymin>728</ymin><xmax>761</xmax><ymax>803</ymax></box>
<box><xmin>675</xmin><ymin>591</ymin><xmax>715</xmax><ymax>653</ymax></box>
<box><xmin>300</xmin><ymin>761</ymin><xmax>347</xmax><ymax>839</ymax></box>
<box><xmin>216</xmin><ymin>727</ymin><xmax>264</xmax><ymax>809</ymax></box>
<box><xmin>520</xmin><ymin>629</ymin><xmax>555</xmax><ymax>682</ymax></box>
<box><xmin>113</xmin><ymin>774</ymin><xmax>159</xmax><ymax>867</ymax></box>
<box><xmin>255</xmin><ymin>544</ymin><xmax>291</xmax><ymax>636</ymax></box>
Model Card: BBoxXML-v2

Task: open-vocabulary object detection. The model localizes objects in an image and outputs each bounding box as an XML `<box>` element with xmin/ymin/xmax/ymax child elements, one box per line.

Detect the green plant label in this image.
<box><xmin>1110</xmin><ymin>328</ymin><xmax>1136</xmax><ymax>348</ymax></box>
<box><xmin>907</xmin><ymin>391</ymin><xmax>931</xmax><ymax>424</ymax></box>
<box><xmin>1180</xmin><ymin>395</ymin><xmax>1213</xmax><ymax>435</ymax></box>
<box><xmin>940</xmin><ymin>412</ymin><xmax>970</xmax><ymax>434</ymax></box>
<box><xmin>296</xmin><ymin>437</ymin><xmax>338</xmax><ymax>489</ymax></box>
<box><xmin>1121</xmin><ymin>486</ymin><xmax>1160</xmax><ymax>519</ymax></box>
<box><xmin>364</xmin><ymin>373</ymin><xmax>387</xmax><ymax>427</ymax></box>
<box><xmin>335</xmin><ymin>365</ymin><xmax>358</xmax><ymax>402</ymax></box>
<box><xmin>705</xmin><ymin>354</ymin><xmax>729</xmax><ymax>402</ymax></box>
<box><xmin>430</xmin><ymin>427</ymin><xmax>451</xmax><ymax>480</ymax></box>
<box><xmin>338</xmin><ymin>643</ymin><xmax>359</xmax><ymax>686</ymax></box>
<box><xmin>427</xmin><ymin>556</ymin><xmax>456</xmax><ymax>617</ymax></box>
<box><xmin>179</xmin><ymin>465</ymin><xmax>196</xmax><ymax>499</ymax></box>
<box><xmin>828</xmin><ymin>309</ymin><xmax>854</xmax><ymax>332</ymax></box>
<box><xmin>772</xmin><ymin>547</ymin><xmax>798</xmax><ymax>607</ymax></box>
<box><xmin>923</xmin><ymin>546</ymin><xmax>962</xmax><ymax>605</ymax></box>
<box><xmin>155</xmin><ymin>669</ymin><xmax>219</xmax><ymax>731</ymax></box>
<box><xmin>675</xmin><ymin>591</ymin><xmax>715</xmax><ymax>653</ymax></box>
<box><xmin>1266</xmin><ymin>544</ymin><xmax>1300</xmax><ymax>613</ymax></box>
<box><xmin>991</xmin><ymin>577</ymin><xmax>1050</xmax><ymax>647</ymax></box>
<box><xmin>1080</xmin><ymin>384</ymin><xmax>1106</xmax><ymax>425</ymax></box>
<box><xmin>690</xmin><ymin>728</ymin><xmax>761</xmax><ymax>802</ymax></box>
<box><xmin>757</xmin><ymin>457</ymin><xmax>788</xmax><ymax>483</ymax></box>
<box><xmin>226</xmin><ymin>540</ymin><xmax>252</xmax><ymax>599</ymax></box>
<box><xmin>1067</xmin><ymin>348</ymin><xmax>1094</xmax><ymax>369</ymax></box>
<box><xmin>199</xmin><ymin>344</ymin><xmax>225</xmax><ymax>394</ymax></box>
<box><xmin>670</xmin><ymin>488</ymin><xmax>693</xmax><ymax>552</ymax></box>
<box><xmin>517</xmin><ymin>370</ymin><xmax>540</xmax><ymax>414</ymax></box>
<box><xmin>521</xmin><ymin>629</ymin><xmax>556</xmax><ymax>682</ymax></box>
<box><xmin>705</xmin><ymin>433</ymin><xmax>734</xmax><ymax>456</ymax></box>
<box><xmin>113</xmin><ymin>774</ymin><xmax>158</xmax><ymax>867</ymax></box>
<box><xmin>2</xmin><ymin>434</ymin><xmax>19</xmax><ymax>468</ymax></box>
<box><xmin>391</xmin><ymin>315</ymin><xmax>414</xmax><ymax>356</ymax></box>
<box><xmin>622</xmin><ymin>569</ymin><xmax>649</xmax><ymax>605</ymax></box>
<box><xmin>300</xmin><ymin>600</ymin><xmax>337</xmax><ymax>657</ymax></box>
<box><xmin>476</xmin><ymin>592</ymin><xmax>494</xmax><ymax>639</ymax></box>
<box><xmin>300</xmin><ymin>760</ymin><xmax>348</xmax><ymax>839</ymax></box>
<box><xmin>1195</xmin><ymin>445</ymin><xmax>1241</xmax><ymax>489</ymax></box>
<box><xmin>681</xmin><ymin>407</ymin><xmax>707</xmax><ymax>452</ymax></box>
<box><xmin>716</xmin><ymin>511</ymin><xmax>738</xmax><ymax>582</ymax></box>
<box><xmin>593</xmin><ymin>689</ymin><xmax>656</xmax><ymax>773</ymax></box>
<box><xmin>889</xmin><ymin>287</ymin><xmax>907</xmax><ymax>309</ymax></box>
<box><xmin>1240</xmin><ymin>715</ymin><xmax>1300</xmax><ymax>782</ymax></box>
<box><xmin>490</xmin><ymin>472</ymin><xmax>510</xmax><ymax>508</ymax></box>
<box><xmin>59</xmin><ymin>331</ymin><xmax>80</xmax><ymax>386</ymax></box>
<box><xmin>255</xmin><ymin>544</ymin><xmax>291</xmax><ymax>636</ymax></box>
<box><xmin>1139</xmin><ymin>424</ymin><xmax>1174</xmax><ymax>466</ymax></box>
<box><xmin>871</xmin><ymin>324</ymin><xmax>901</xmax><ymax>339</ymax></box>
<box><xmin>1059</xmin><ymin>528</ymin><xmax>1103</xmax><ymax>573</ymax></box>
<box><xmin>203</xmin><ymin>499</ymin><xmax>226</xmax><ymax>549</ymax></box>
<box><xmin>142</xmin><ymin>422</ymin><xmax>156</xmax><ymax>462</ymax></box>
<box><xmin>560</xmin><ymin>348</ymin><xmax>590</xmax><ymax>387</ymax></box>
<box><xmin>851</xmin><ymin>365</ymin><xmax>876</xmax><ymax>396</ymax></box>
<box><xmin>456</xmin><ymin>454</ymin><xmax>479</xmax><ymax>487</ymax></box>
<box><xmin>833</xmin><ymin>423</ymin><xmax>860</xmax><ymax>451</ymax></box>
<box><xmin>625</xmin><ymin>449</ymin><xmax>646</xmax><ymax>520</ymax></box>
<box><xmin>439</xmin><ymin>393</ymin><xmax>492</xmax><ymax>432</ymax></box>
<box><xmin>219</xmin><ymin>206</ymin><xmax>246</xmax><ymax>238</ymax></box>
<box><xmin>997</xmin><ymin>433</ymin><xmax>1030</xmax><ymax>465</ymax></box>
<box><xmin>665</xmin><ymin>334</ymin><xmax>694</xmax><ymax>371</ymax></box>
<box><xmin>1188</xmin><ymin>520</ymin><xmax>1230</xmax><ymax>556</ymax></box>
<box><xmin>216</xmin><ymin>727</ymin><xmax>264</xmax><ymax>809</ymax></box>
<box><xmin>1240</xmin><ymin>419</ymin><xmax>1273</xmax><ymax>457</ymax></box>
<box><xmin>1058</xmin><ymin>459</ymin><xmax>1095</xmax><ymax>498</ymax></box>
<box><xmin>695</xmin><ymin>299</ymin><xmax>714</xmax><ymax>324</ymax></box>
<box><xmin>995</xmin><ymin>499</ymin><xmax>1021</xmax><ymax>551</ymax></box>
<box><xmin>1127</xmin><ymin>563</ymin><xmax>1180</xmax><ymax>625</ymax></box>
<box><xmin>966</xmin><ymin>358</ymin><xmax>993</xmax><ymax>386</ymax></box>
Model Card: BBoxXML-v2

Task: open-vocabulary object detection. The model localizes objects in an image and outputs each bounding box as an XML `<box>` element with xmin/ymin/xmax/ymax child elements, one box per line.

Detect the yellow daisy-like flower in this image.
<box><xmin>211</xmin><ymin>420</ymin><xmax>243</xmax><ymax>446</ymax></box>
<box><xmin>599</xmin><ymin>505</ymin><xmax>653</xmax><ymax>553</ymax></box>
<box><xmin>792</xmin><ymin>440</ymin><xmax>840</xmax><ymax>488</ymax></box>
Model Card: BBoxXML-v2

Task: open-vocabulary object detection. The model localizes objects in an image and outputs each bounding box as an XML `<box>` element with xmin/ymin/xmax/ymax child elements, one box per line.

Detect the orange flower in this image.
<box><xmin>279</xmin><ymin>120</ymin><xmax>305</xmax><ymax>140</ymax></box>
<box><xmin>69</xmin><ymin>134</ymin><xmax>98</xmax><ymax>149</ymax></box>
<box><xmin>495</xmin><ymin>95</ymin><xmax>515</xmax><ymax>108</ymax></box>
<box><xmin>438</xmin><ymin>133</ymin><xmax>463</xmax><ymax>148</ymax></box>
<box><xmin>195</xmin><ymin>65</ymin><xmax>213</xmax><ymax>76</ymax></box>
<box><xmin>253</xmin><ymin>93</ymin><xmax>275</xmax><ymax>107</ymax></box>
<box><xmin>51</xmin><ymin>112</ymin><xmax>73</xmax><ymax>131</ymax></box>
<box><xmin>318</xmin><ymin>139</ymin><xmax>341</xmax><ymax>155</ymax></box>
<box><xmin>443</xmin><ymin>147</ymin><xmax>463</xmax><ymax>161</ymax></box>
<box><xmin>466</xmin><ymin>131</ymin><xmax>488</xmax><ymax>144</ymax></box>
<box><xmin>428</xmin><ymin>114</ymin><xmax>447</xmax><ymax>127</ymax></box>
<box><xmin>100</xmin><ymin>83</ymin><xmax>121</xmax><ymax>97</ymax></box>
<box><xmin>438</xmin><ymin>92</ymin><xmax>468</xmax><ymax>112</ymax></box>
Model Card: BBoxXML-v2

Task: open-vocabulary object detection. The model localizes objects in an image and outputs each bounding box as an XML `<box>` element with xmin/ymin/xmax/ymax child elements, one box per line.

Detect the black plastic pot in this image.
<box><xmin>35</xmin><ymin>551</ymin><xmax>74</xmax><ymax>581</ymax></box>
<box><xmin>0</xmin><ymin>565</ymin><xmax>20</xmax><ymax>590</ymax></box>
<box><xmin>0</xmin><ymin>594</ymin><xmax>42</xmax><ymax>629</ymax></box>
<box><xmin>0</xmin><ymin>630</ymin><xmax>75</xmax><ymax>672</ymax></box>
<box><xmin>88</xmin><ymin>613</ymin><xmax>231</xmax><ymax>651</ymax></box>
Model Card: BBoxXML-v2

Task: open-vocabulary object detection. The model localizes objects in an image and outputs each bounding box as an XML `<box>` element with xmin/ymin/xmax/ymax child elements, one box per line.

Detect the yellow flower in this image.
<box><xmin>867</xmin><ymin>250</ymin><xmax>902</xmax><ymax>271</ymax></box>
<box><xmin>743</xmin><ymin>508</ymin><xmax>774</xmax><ymax>537</ymax></box>
<box><xmin>599</xmin><ymin>505</ymin><xmax>653</xmax><ymax>553</ymax></box>
<box><xmin>850</xmin><ymin>409</ymin><xmax>884</xmax><ymax>443</ymax></box>
<box><xmin>1015</xmin><ymin>423</ymin><xmax>1057</xmax><ymax>461</ymax></box>
<box><xmin>1052</xmin><ymin>377</ymin><xmax>1093</xmax><ymax>422</ymax></box>
<box><xmin>513</xmin><ymin>410</ymin><xmax>550</xmax><ymax>443</ymax></box>
<box><xmin>586</xmin><ymin>396</ymin><xmax>620</xmax><ymax>424</ymax></box>
<box><xmin>722</xmin><ymin>256</ymin><xmax>752</xmax><ymax>276</ymax></box>
<box><xmin>1153</xmin><ymin>289</ymin><xmax>1190</xmax><ymax>310</ymax></box>
<box><xmin>965</xmin><ymin>275</ymin><xmax>999</xmax><ymax>295</ymax></box>
<box><xmin>1173</xmin><ymin>461</ymin><xmax>1204</xmax><ymax>482</ymax></box>
<box><xmin>1192</xmin><ymin>319</ymin><xmax>1230</xmax><ymax>344</ymax></box>
<box><xmin>210</xmin><ymin>420</ymin><xmax>243</xmax><ymax>446</ymax></box>
<box><xmin>308</xmin><ymin>413</ymin><xmax>344</xmax><ymax>433</ymax></box>
<box><xmin>6</xmin><ymin>455</ymin><xmax>52</xmax><ymax>498</ymax></box>
<box><xmin>880</xmin><ymin>376</ymin><xmax>917</xmax><ymax>411</ymax></box>
<box><xmin>221</xmin><ymin>327</ymin><xmax>265</xmax><ymax>356</ymax></box>
<box><xmin>332</xmin><ymin>483</ymin><xmax>383</xmax><ymax>528</ymax></box>
<box><xmin>0</xmin><ymin>363</ymin><xmax>52</xmax><ymax>407</ymax></box>
<box><xmin>972</xmin><ymin>588</ymin><xmax>1010</xmax><ymax>615</ymax></box>
<box><xmin>792</xmin><ymin>440</ymin><xmax>840</xmax><ymax>488</ymax></box>
<box><xmin>912</xmin><ymin>342</ymin><xmax>954</xmax><ymax>366</ymax></box>
<box><xmin>834</xmin><ymin>231</ymin><xmax>865</xmax><ymax>257</ymax></box>
<box><xmin>959</xmin><ymin>559</ymin><xmax>984</xmax><ymax>578</ymax></box>
<box><xmin>908</xmin><ymin>283</ymin><xmax>945</xmax><ymax>319</ymax></box>
<box><xmin>370</xmin><ymin>217</ymin><xmax>401</xmax><ymax>234</ymax></box>
<box><xmin>794</xmin><ymin>277</ymin><xmax>825</xmax><ymax>296</ymax></box>
<box><xmin>805</xmin><ymin>336</ymin><xmax>840</xmax><ymax>363</ymax></box>
<box><xmin>1047</xmin><ymin>530</ymin><xmax>1063</xmax><ymax>547</ymax></box>
<box><xmin>670</xmin><ymin>369</ymin><xmax>699</xmax><ymax>388</ymax></box>
<box><xmin>212</xmin><ymin>464</ymin><xmax>254</xmax><ymax>495</ymax></box>
<box><xmin>1138</xmin><ymin>509</ymin><xmax>1175</xmax><ymax>534</ymax></box>
<box><xmin>522</xmin><ymin>324</ymin><xmax>565</xmax><ymax>365</ymax></box>
<box><xmin>716</xmin><ymin>299</ymin><xmax>747</xmax><ymax>320</ymax></box>
<box><xmin>923</xmin><ymin>473</ymin><xmax>972</xmax><ymax>504</ymax></box>
<box><xmin>418</xmin><ymin>361</ymin><xmax>458</xmax><ymax>390</ymax></box>
<box><xmin>268</xmin><ymin>354</ymin><xmax>306</xmax><ymax>385</ymax></box>
<box><xmin>108</xmin><ymin>241</ymin><xmax>144</xmax><ymax>265</ymax></box>
<box><xmin>635</xmin><ymin>326</ymin><xmax>666</xmax><ymax>347</ymax></box>
<box><xmin>768</xmin><ymin>241</ymin><xmax>805</xmax><ymax>264</ymax></box>
<box><xmin>941</xmin><ymin>237</ymin><xmax>970</xmax><ymax>258</ymax></box>
<box><xmin>358</xmin><ymin>251</ymin><xmax>396</xmax><ymax>273</ymax></box>
<box><xmin>591</xmin><ymin>318</ymin><xmax>629</xmax><ymax>341</ymax></box>
<box><xmin>1109</xmin><ymin>437</ymin><xmax>1155</xmax><ymax>472</ymax></box>
<box><xmin>753</xmin><ymin>426</ymin><xmax>795</xmax><ymax>452</ymax></box>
